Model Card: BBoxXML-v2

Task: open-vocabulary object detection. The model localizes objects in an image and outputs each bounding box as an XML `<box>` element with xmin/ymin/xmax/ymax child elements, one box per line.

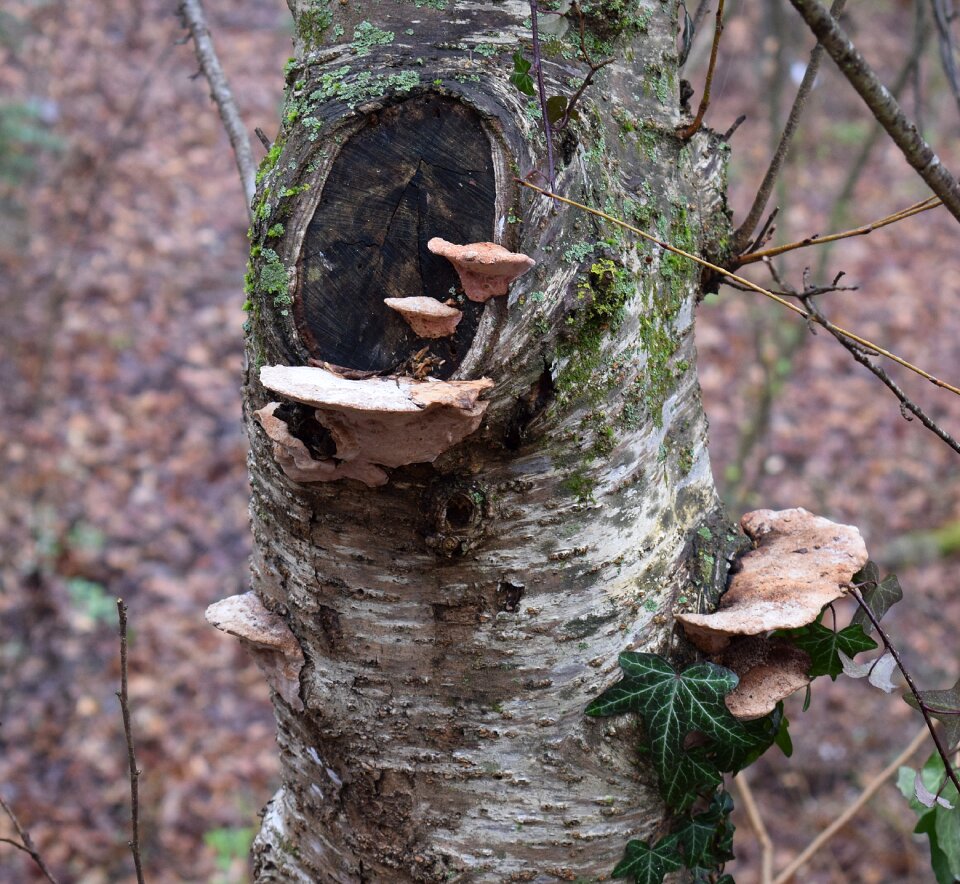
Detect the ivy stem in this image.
<box><xmin>529</xmin><ymin>0</ymin><xmax>556</xmax><ymax>190</ymax></box>
<box><xmin>848</xmin><ymin>586</ymin><xmax>960</xmax><ymax>796</ymax></box>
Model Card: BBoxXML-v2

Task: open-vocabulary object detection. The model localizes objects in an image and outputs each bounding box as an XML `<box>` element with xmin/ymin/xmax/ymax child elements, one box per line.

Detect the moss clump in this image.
<box><xmin>258</xmin><ymin>248</ymin><xmax>289</xmax><ymax>310</ymax></box>
<box><xmin>555</xmin><ymin>257</ymin><xmax>633</xmax><ymax>408</ymax></box>
<box><xmin>255</xmin><ymin>141</ymin><xmax>282</xmax><ymax>185</ymax></box>
<box><xmin>296</xmin><ymin>0</ymin><xmax>332</xmax><ymax>46</ymax></box>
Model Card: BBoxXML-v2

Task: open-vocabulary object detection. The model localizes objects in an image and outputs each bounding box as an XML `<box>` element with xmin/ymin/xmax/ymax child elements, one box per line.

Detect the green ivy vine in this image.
<box><xmin>584</xmin><ymin>560</ymin><xmax>960</xmax><ymax>884</ymax></box>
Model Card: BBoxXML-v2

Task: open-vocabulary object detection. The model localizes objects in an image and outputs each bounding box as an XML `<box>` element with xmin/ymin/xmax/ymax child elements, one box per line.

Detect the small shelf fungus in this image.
<box><xmin>257</xmin><ymin>364</ymin><xmax>493</xmax><ymax>487</ymax></box>
<box><xmin>677</xmin><ymin>507</ymin><xmax>869</xmax><ymax>719</ymax></box>
<box><xmin>427</xmin><ymin>237</ymin><xmax>535</xmax><ymax>302</ymax></box>
<box><xmin>383</xmin><ymin>296</ymin><xmax>463</xmax><ymax>338</ymax></box>
<box><xmin>205</xmin><ymin>592</ymin><xmax>305</xmax><ymax>711</ymax></box>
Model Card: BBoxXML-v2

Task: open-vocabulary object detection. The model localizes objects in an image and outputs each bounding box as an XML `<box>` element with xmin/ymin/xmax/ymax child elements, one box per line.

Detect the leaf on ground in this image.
<box><xmin>777</xmin><ymin>621</ymin><xmax>877</xmax><ymax>679</ymax></box>
<box><xmin>611</xmin><ymin>835</ymin><xmax>683</xmax><ymax>884</ymax></box>
<box><xmin>851</xmin><ymin>565</ymin><xmax>903</xmax><ymax>635</ymax></box>
<box><xmin>904</xmin><ymin>677</ymin><xmax>960</xmax><ymax>751</ymax></box>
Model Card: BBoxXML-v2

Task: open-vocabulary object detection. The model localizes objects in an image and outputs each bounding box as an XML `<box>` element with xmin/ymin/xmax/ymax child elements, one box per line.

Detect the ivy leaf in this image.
<box><xmin>777</xmin><ymin>621</ymin><xmax>877</xmax><ymax>679</ymax></box>
<box><xmin>774</xmin><ymin>708</ymin><xmax>794</xmax><ymax>757</ymax></box>
<box><xmin>545</xmin><ymin>94</ymin><xmax>567</xmax><ymax>124</ymax></box>
<box><xmin>851</xmin><ymin>562</ymin><xmax>903</xmax><ymax>634</ymax></box>
<box><xmin>898</xmin><ymin>753</ymin><xmax>960</xmax><ymax>882</ymax></box>
<box><xmin>510</xmin><ymin>50</ymin><xmax>535</xmax><ymax>96</ymax></box>
<box><xmin>587</xmin><ymin>653</ymin><xmax>767</xmax><ymax>809</ymax></box>
<box><xmin>675</xmin><ymin>790</ymin><xmax>736</xmax><ymax>867</ymax></box>
<box><xmin>904</xmin><ymin>677</ymin><xmax>960</xmax><ymax>751</ymax></box>
<box><xmin>611</xmin><ymin>835</ymin><xmax>683</xmax><ymax>883</ymax></box>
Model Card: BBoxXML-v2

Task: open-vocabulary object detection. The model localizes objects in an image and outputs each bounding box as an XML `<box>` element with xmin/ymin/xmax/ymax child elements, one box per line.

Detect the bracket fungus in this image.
<box><xmin>677</xmin><ymin>508</ymin><xmax>868</xmax><ymax>719</ymax></box>
<box><xmin>717</xmin><ymin>636</ymin><xmax>812</xmax><ymax>720</ymax></box>
<box><xmin>427</xmin><ymin>237</ymin><xmax>535</xmax><ymax>302</ymax></box>
<box><xmin>384</xmin><ymin>296</ymin><xmax>463</xmax><ymax>338</ymax></box>
<box><xmin>206</xmin><ymin>592</ymin><xmax>305</xmax><ymax>711</ymax></box>
<box><xmin>258</xmin><ymin>364</ymin><xmax>493</xmax><ymax>487</ymax></box>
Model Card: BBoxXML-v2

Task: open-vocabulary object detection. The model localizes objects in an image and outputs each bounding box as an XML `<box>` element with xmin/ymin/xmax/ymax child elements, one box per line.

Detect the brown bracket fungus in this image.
<box><xmin>677</xmin><ymin>507</ymin><xmax>868</xmax><ymax>654</ymax></box>
<box><xmin>716</xmin><ymin>636</ymin><xmax>812</xmax><ymax>720</ymax></box>
<box><xmin>384</xmin><ymin>296</ymin><xmax>463</xmax><ymax>338</ymax></box>
<box><xmin>427</xmin><ymin>237</ymin><xmax>535</xmax><ymax>302</ymax></box>
<box><xmin>206</xmin><ymin>592</ymin><xmax>305</xmax><ymax>711</ymax></box>
<box><xmin>258</xmin><ymin>364</ymin><xmax>493</xmax><ymax>486</ymax></box>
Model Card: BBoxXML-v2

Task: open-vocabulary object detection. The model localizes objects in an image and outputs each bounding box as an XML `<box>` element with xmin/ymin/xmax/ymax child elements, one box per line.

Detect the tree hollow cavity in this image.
<box><xmin>296</xmin><ymin>95</ymin><xmax>497</xmax><ymax>378</ymax></box>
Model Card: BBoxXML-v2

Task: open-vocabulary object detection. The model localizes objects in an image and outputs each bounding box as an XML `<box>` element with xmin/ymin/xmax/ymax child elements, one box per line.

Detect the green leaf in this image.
<box><xmin>851</xmin><ymin>563</ymin><xmax>903</xmax><ymax>634</ymax></box>
<box><xmin>674</xmin><ymin>790</ymin><xmax>736</xmax><ymax>868</ymax></box>
<box><xmin>611</xmin><ymin>835</ymin><xmax>683</xmax><ymax>883</ymax></box>
<box><xmin>898</xmin><ymin>754</ymin><xmax>960</xmax><ymax>882</ymax></box>
<box><xmin>774</xmin><ymin>707</ymin><xmax>794</xmax><ymax>757</ymax></box>
<box><xmin>588</xmin><ymin>653</ymin><xmax>775</xmax><ymax>809</ymax></box>
<box><xmin>777</xmin><ymin>621</ymin><xmax>877</xmax><ymax>679</ymax></box>
<box><xmin>510</xmin><ymin>50</ymin><xmax>535</xmax><ymax>96</ymax></box>
<box><xmin>904</xmin><ymin>677</ymin><xmax>960</xmax><ymax>751</ymax></box>
<box><xmin>545</xmin><ymin>94</ymin><xmax>567</xmax><ymax>124</ymax></box>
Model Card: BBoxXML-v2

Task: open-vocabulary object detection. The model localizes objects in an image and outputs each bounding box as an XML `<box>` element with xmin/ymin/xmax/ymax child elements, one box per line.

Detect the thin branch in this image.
<box><xmin>849</xmin><ymin>587</ymin><xmax>960</xmax><ymax>798</ymax></box>
<box><xmin>678</xmin><ymin>0</ymin><xmax>725</xmax><ymax>139</ymax></box>
<box><xmin>772</xmin><ymin>727</ymin><xmax>929</xmax><ymax>884</ymax></box>
<box><xmin>117</xmin><ymin>599</ymin><xmax>146</xmax><ymax>884</ymax></box>
<box><xmin>732</xmin><ymin>0</ymin><xmax>847</xmax><ymax>254</ymax></box>
<box><xmin>518</xmin><ymin>179</ymin><xmax>960</xmax><ymax>396</ymax></box>
<box><xmin>529</xmin><ymin>0</ymin><xmax>556</xmax><ymax>191</ymax></box>
<box><xmin>931</xmin><ymin>0</ymin><xmax>960</xmax><ymax>121</ymax></box>
<box><xmin>0</xmin><ymin>794</ymin><xmax>60</xmax><ymax>884</ymax></box>
<box><xmin>734</xmin><ymin>770</ymin><xmax>774</xmax><ymax>884</ymax></box>
<box><xmin>178</xmin><ymin>0</ymin><xmax>256</xmax><ymax>215</ymax></box>
<box><xmin>787</xmin><ymin>0</ymin><xmax>960</xmax><ymax>223</ymax></box>
<box><xmin>738</xmin><ymin>196</ymin><xmax>941</xmax><ymax>265</ymax></box>
<box><xmin>800</xmin><ymin>294</ymin><xmax>960</xmax><ymax>455</ymax></box>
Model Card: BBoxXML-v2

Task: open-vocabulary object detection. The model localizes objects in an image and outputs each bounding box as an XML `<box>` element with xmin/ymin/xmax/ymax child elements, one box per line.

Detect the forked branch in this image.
<box><xmin>0</xmin><ymin>794</ymin><xmax>59</xmax><ymax>884</ymax></box>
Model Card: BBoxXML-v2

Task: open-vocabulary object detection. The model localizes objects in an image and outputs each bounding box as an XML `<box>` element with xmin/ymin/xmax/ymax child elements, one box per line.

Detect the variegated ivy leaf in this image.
<box><xmin>611</xmin><ymin>834</ymin><xmax>682</xmax><ymax>884</ymax></box>
<box><xmin>915</xmin><ymin>770</ymin><xmax>956</xmax><ymax>810</ymax></box>
<box><xmin>777</xmin><ymin>621</ymin><xmax>877</xmax><ymax>680</ymax></box>
<box><xmin>586</xmin><ymin>653</ymin><xmax>778</xmax><ymax>810</ymax></box>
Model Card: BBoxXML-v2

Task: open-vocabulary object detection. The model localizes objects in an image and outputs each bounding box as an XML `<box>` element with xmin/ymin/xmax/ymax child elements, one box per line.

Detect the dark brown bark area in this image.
<box><xmin>298</xmin><ymin>95</ymin><xmax>495</xmax><ymax>376</ymax></box>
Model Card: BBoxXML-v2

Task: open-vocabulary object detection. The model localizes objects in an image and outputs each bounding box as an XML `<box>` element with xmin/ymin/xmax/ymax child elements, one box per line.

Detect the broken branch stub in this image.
<box><xmin>258</xmin><ymin>365</ymin><xmax>493</xmax><ymax>486</ymax></box>
<box><xmin>427</xmin><ymin>237</ymin><xmax>535</xmax><ymax>302</ymax></box>
<box><xmin>206</xmin><ymin>592</ymin><xmax>305</xmax><ymax>711</ymax></box>
<box><xmin>678</xmin><ymin>507</ymin><xmax>869</xmax><ymax>653</ymax></box>
<box><xmin>384</xmin><ymin>297</ymin><xmax>463</xmax><ymax>338</ymax></box>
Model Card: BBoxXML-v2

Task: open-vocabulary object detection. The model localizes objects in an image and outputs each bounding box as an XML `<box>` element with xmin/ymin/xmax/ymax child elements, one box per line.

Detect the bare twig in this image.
<box><xmin>849</xmin><ymin>587</ymin><xmax>960</xmax><ymax>797</ymax></box>
<box><xmin>518</xmin><ymin>179</ymin><xmax>960</xmax><ymax>396</ymax></box>
<box><xmin>738</xmin><ymin>196</ymin><xmax>942</xmax><ymax>265</ymax></box>
<box><xmin>178</xmin><ymin>0</ymin><xmax>255</xmax><ymax>214</ymax></box>
<box><xmin>117</xmin><ymin>599</ymin><xmax>146</xmax><ymax>884</ymax></box>
<box><xmin>678</xmin><ymin>0</ymin><xmax>725</xmax><ymax>139</ymax></box>
<box><xmin>529</xmin><ymin>0</ymin><xmax>556</xmax><ymax>191</ymax></box>
<box><xmin>787</xmin><ymin>0</ymin><xmax>960</xmax><ymax>222</ymax></box>
<box><xmin>734</xmin><ymin>769</ymin><xmax>774</xmax><ymax>884</ymax></box>
<box><xmin>0</xmin><ymin>794</ymin><xmax>60</xmax><ymax>883</ymax></box>
<box><xmin>800</xmin><ymin>294</ymin><xmax>960</xmax><ymax>455</ymax></box>
<box><xmin>772</xmin><ymin>727</ymin><xmax>929</xmax><ymax>883</ymax></box>
<box><xmin>931</xmin><ymin>0</ymin><xmax>960</xmax><ymax>121</ymax></box>
<box><xmin>732</xmin><ymin>0</ymin><xmax>848</xmax><ymax>254</ymax></box>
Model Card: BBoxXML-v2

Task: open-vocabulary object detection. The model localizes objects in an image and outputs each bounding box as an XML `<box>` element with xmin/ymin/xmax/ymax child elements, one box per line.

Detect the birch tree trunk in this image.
<box><xmin>234</xmin><ymin>0</ymin><xmax>736</xmax><ymax>879</ymax></box>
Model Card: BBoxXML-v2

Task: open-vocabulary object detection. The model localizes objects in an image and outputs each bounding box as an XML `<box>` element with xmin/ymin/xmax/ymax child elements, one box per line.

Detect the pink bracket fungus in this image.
<box><xmin>677</xmin><ymin>508</ymin><xmax>868</xmax><ymax>655</ymax></box>
<box><xmin>427</xmin><ymin>237</ymin><xmax>535</xmax><ymax>302</ymax></box>
<box><xmin>716</xmin><ymin>636</ymin><xmax>812</xmax><ymax>720</ymax></box>
<box><xmin>258</xmin><ymin>364</ymin><xmax>493</xmax><ymax>487</ymax></box>
<box><xmin>384</xmin><ymin>296</ymin><xmax>463</xmax><ymax>338</ymax></box>
<box><xmin>206</xmin><ymin>592</ymin><xmax>305</xmax><ymax>711</ymax></box>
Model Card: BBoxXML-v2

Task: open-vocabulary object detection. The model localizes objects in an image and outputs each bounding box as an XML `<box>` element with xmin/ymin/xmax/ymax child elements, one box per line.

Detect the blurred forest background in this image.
<box><xmin>1</xmin><ymin>0</ymin><xmax>958</xmax><ymax>881</ymax></box>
